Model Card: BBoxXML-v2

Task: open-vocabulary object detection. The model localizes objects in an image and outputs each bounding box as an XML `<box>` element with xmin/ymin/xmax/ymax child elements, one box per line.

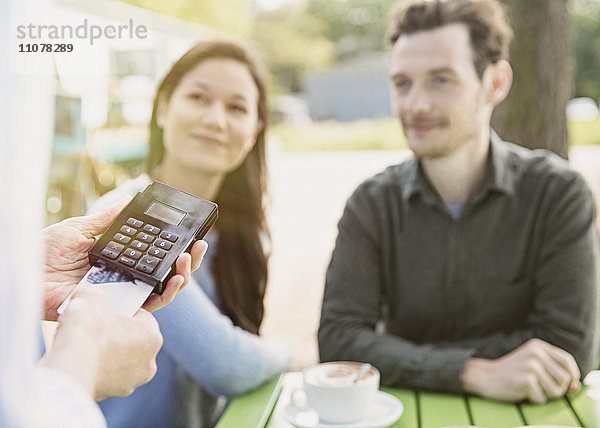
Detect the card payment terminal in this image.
<box><xmin>88</xmin><ymin>181</ymin><xmax>218</xmax><ymax>294</ymax></box>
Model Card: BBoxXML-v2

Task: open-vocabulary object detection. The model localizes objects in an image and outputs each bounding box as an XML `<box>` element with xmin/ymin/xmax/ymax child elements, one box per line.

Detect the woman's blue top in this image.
<box><xmin>90</xmin><ymin>175</ymin><xmax>291</xmax><ymax>428</ymax></box>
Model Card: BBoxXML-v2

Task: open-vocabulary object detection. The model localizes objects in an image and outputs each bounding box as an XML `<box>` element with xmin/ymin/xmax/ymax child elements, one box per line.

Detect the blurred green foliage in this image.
<box><xmin>303</xmin><ymin>0</ymin><xmax>399</xmax><ymax>59</ymax></box>
<box><xmin>571</xmin><ymin>0</ymin><xmax>600</xmax><ymax>100</ymax></box>
<box><xmin>117</xmin><ymin>0</ymin><xmax>254</xmax><ymax>37</ymax></box>
<box><xmin>271</xmin><ymin>118</ymin><xmax>599</xmax><ymax>152</ymax></box>
<box><xmin>118</xmin><ymin>0</ymin><xmax>600</xmax><ymax>100</ymax></box>
<box><xmin>253</xmin><ymin>0</ymin><xmax>399</xmax><ymax>91</ymax></box>
<box><xmin>252</xmin><ymin>5</ymin><xmax>335</xmax><ymax>92</ymax></box>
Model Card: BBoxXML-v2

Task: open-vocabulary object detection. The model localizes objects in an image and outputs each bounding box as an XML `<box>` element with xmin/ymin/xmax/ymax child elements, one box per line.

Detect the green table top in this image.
<box><xmin>216</xmin><ymin>373</ymin><xmax>600</xmax><ymax>428</ymax></box>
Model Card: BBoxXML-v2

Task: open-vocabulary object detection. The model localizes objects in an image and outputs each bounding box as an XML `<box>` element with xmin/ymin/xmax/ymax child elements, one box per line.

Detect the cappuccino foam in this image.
<box><xmin>305</xmin><ymin>363</ymin><xmax>374</xmax><ymax>387</ymax></box>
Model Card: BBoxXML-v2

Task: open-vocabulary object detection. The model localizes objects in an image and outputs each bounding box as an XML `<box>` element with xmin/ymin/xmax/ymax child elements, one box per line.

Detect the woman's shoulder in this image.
<box><xmin>88</xmin><ymin>174</ymin><xmax>152</xmax><ymax>214</ymax></box>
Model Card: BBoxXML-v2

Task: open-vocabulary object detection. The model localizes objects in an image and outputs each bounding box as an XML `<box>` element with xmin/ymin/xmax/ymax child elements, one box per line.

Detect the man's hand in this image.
<box><xmin>41</xmin><ymin>197</ymin><xmax>208</xmax><ymax>320</ymax></box>
<box><xmin>39</xmin><ymin>287</ymin><xmax>164</xmax><ymax>401</ymax></box>
<box><xmin>462</xmin><ymin>338</ymin><xmax>581</xmax><ymax>403</ymax></box>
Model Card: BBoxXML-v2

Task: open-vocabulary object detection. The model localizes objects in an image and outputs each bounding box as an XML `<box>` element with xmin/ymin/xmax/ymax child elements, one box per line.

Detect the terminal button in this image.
<box><xmin>126</xmin><ymin>218</ymin><xmax>144</xmax><ymax>228</ymax></box>
<box><xmin>136</xmin><ymin>255</ymin><xmax>160</xmax><ymax>274</ymax></box>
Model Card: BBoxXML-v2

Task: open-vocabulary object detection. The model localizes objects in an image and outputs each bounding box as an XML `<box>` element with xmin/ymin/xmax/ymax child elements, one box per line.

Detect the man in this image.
<box><xmin>318</xmin><ymin>0</ymin><xmax>599</xmax><ymax>404</ymax></box>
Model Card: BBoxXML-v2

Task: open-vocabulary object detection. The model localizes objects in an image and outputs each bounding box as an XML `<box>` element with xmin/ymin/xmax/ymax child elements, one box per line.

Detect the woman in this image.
<box><xmin>91</xmin><ymin>40</ymin><xmax>291</xmax><ymax>428</ymax></box>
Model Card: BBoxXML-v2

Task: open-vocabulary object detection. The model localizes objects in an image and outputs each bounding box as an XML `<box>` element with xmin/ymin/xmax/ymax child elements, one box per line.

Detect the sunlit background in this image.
<box><xmin>38</xmin><ymin>0</ymin><xmax>600</xmax><ymax>367</ymax></box>
<box><xmin>44</xmin><ymin>0</ymin><xmax>600</xmax><ymax>223</ymax></box>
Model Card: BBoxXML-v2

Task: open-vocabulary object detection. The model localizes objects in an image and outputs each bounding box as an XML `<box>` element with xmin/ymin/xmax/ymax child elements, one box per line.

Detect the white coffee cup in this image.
<box><xmin>298</xmin><ymin>361</ymin><xmax>380</xmax><ymax>424</ymax></box>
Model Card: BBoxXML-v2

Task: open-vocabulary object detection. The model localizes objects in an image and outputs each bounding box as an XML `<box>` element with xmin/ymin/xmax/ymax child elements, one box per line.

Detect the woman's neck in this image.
<box><xmin>153</xmin><ymin>158</ymin><xmax>224</xmax><ymax>201</ymax></box>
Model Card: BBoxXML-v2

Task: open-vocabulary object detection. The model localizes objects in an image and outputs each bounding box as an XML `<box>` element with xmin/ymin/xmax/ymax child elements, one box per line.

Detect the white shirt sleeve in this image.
<box><xmin>0</xmin><ymin>1</ymin><xmax>106</xmax><ymax>426</ymax></box>
<box><xmin>5</xmin><ymin>368</ymin><xmax>107</xmax><ymax>428</ymax></box>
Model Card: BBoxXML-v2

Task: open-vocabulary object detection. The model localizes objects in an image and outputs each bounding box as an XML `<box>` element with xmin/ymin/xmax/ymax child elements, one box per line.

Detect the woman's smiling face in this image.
<box><xmin>158</xmin><ymin>57</ymin><xmax>260</xmax><ymax>176</ymax></box>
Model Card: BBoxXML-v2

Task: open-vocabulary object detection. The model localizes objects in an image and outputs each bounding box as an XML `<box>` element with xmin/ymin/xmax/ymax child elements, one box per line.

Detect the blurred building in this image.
<box><xmin>269</xmin><ymin>94</ymin><xmax>310</xmax><ymax>125</ymax></box>
<box><xmin>304</xmin><ymin>52</ymin><xmax>392</xmax><ymax>122</ymax></box>
<box><xmin>45</xmin><ymin>0</ymin><xmax>214</xmax><ymax>223</ymax></box>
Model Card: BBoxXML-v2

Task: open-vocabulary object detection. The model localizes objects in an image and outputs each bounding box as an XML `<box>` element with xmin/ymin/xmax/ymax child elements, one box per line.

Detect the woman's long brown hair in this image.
<box><xmin>147</xmin><ymin>40</ymin><xmax>269</xmax><ymax>334</ymax></box>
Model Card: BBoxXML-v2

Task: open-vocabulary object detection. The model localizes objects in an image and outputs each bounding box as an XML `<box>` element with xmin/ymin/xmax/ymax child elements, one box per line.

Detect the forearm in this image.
<box><xmin>17</xmin><ymin>366</ymin><xmax>107</xmax><ymax>428</ymax></box>
<box><xmin>437</xmin><ymin>316</ymin><xmax>596</xmax><ymax>378</ymax></box>
<box><xmin>439</xmin><ymin>329</ymin><xmax>536</xmax><ymax>359</ymax></box>
<box><xmin>38</xmin><ymin>323</ymin><xmax>100</xmax><ymax>399</ymax></box>
<box><xmin>158</xmin><ymin>284</ymin><xmax>291</xmax><ymax>397</ymax></box>
<box><xmin>318</xmin><ymin>316</ymin><xmax>475</xmax><ymax>393</ymax></box>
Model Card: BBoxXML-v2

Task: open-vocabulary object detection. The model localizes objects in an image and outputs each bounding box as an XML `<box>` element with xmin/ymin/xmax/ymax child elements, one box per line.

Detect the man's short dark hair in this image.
<box><xmin>388</xmin><ymin>0</ymin><xmax>513</xmax><ymax>78</ymax></box>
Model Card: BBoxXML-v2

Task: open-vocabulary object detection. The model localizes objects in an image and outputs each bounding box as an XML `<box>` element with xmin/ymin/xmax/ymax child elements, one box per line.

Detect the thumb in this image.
<box><xmin>76</xmin><ymin>195</ymin><xmax>132</xmax><ymax>237</ymax></box>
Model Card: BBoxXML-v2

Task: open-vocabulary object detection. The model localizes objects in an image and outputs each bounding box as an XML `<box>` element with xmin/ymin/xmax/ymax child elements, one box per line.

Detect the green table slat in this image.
<box><xmin>520</xmin><ymin>396</ymin><xmax>581</xmax><ymax>426</ymax></box>
<box><xmin>381</xmin><ymin>387</ymin><xmax>418</xmax><ymax>428</ymax></box>
<box><xmin>218</xmin><ymin>376</ymin><xmax>600</xmax><ymax>427</ymax></box>
<box><xmin>568</xmin><ymin>388</ymin><xmax>600</xmax><ymax>428</ymax></box>
<box><xmin>419</xmin><ymin>391</ymin><xmax>470</xmax><ymax>428</ymax></box>
<box><xmin>467</xmin><ymin>396</ymin><xmax>523</xmax><ymax>428</ymax></box>
<box><xmin>216</xmin><ymin>375</ymin><xmax>284</xmax><ymax>428</ymax></box>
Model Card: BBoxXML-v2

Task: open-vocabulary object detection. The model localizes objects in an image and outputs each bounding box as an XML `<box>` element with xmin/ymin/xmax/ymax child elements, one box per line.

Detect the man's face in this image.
<box><xmin>390</xmin><ymin>23</ymin><xmax>493</xmax><ymax>159</ymax></box>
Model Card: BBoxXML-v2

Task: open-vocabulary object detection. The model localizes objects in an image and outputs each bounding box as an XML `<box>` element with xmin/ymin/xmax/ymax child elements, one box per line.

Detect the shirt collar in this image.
<box><xmin>484</xmin><ymin>130</ymin><xmax>516</xmax><ymax>196</ymax></box>
<box><xmin>400</xmin><ymin>157</ymin><xmax>440</xmax><ymax>206</ymax></box>
<box><xmin>400</xmin><ymin>129</ymin><xmax>516</xmax><ymax>204</ymax></box>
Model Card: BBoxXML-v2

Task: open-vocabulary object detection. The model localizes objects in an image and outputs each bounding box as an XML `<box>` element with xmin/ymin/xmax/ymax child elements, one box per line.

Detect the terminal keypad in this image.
<box><xmin>102</xmin><ymin>217</ymin><xmax>179</xmax><ymax>275</ymax></box>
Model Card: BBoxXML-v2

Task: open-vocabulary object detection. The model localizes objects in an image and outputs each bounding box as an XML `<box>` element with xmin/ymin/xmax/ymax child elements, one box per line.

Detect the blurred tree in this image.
<box><xmin>493</xmin><ymin>0</ymin><xmax>571</xmax><ymax>158</ymax></box>
<box><xmin>571</xmin><ymin>0</ymin><xmax>600</xmax><ymax>100</ymax></box>
<box><xmin>251</xmin><ymin>0</ymin><xmax>399</xmax><ymax>92</ymax></box>
<box><xmin>119</xmin><ymin>0</ymin><xmax>599</xmax><ymax>124</ymax></box>
<box><xmin>117</xmin><ymin>0</ymin><xmax>253</xmax><ymax>37</ymax></box>
<box><xmin>252</xmin><ymin>3</ymin><xmax>335</xmax><ymax>92</ymax></box>
<box><xmin>304</xmin><ymin>0</ymin><xmax>399</xmax><ymax>59</ymax></box>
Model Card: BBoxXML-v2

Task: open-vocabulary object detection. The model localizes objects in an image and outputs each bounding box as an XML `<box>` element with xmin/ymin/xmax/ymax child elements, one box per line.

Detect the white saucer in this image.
<box><xmin>284</xmin><ymin>391</ymin><xmax>403</xmax><ymax>428</ymax></box>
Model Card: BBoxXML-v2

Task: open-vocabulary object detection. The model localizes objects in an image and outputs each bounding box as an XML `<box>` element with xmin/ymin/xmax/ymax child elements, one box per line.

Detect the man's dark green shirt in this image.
<box><xmin>319</xmin><ymin>135</ymin><xmax>600</xmax><ymax>393</ymax></box>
